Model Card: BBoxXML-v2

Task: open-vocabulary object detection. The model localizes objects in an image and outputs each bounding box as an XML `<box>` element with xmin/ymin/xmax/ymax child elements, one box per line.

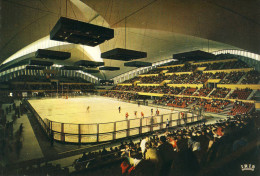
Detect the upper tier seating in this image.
<box><xmin>229</xmin><ymin>89</ymin><xmax>252</xmax><ymax>100</ymax></box>
<box><xmin>210</xmin><ymin>88</ymin><xmax>231</xmax><ymax>98</ymax></box>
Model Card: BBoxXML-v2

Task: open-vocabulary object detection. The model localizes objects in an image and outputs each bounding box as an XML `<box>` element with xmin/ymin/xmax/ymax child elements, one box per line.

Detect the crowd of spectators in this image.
<box><xmin>208</xmin><ymin>72</ymin><xmax>227</xmax><ymax>79</ymax></box>
<box><xmin>169</xmin><ymin>74</ymin><xmax>193</xmax><ymax>84</ymax></box>
<box><xmin>139</xmin><ymin>75</ymin><xmax>167</xmax><ymax>84</ymax></box>
<box><xmin>166</xmin><ymin>97</ymin><xmax>196</xmax><ymax>108</ymax></box>
<box><xmin>181</xmin><ymin>88</ymin><xmax>197</xmax><ymax>96</ymax></box>
<box><xmin>201</xmin><ymin>62</ymin><xmax>223</xmax><ymax>70</ymax></box>
<box><xmin>152</xmin><ymin>96</ymin><xmax>196</xmax><ymax>108</ymax></box>
<box><xmin>166</xmin><ymin>66</ymin><xmax>182</xmax><ymax>73</ymax></box>
<box><xmin>221</xmin><ymin>72</ymin><xmax>245</xmax><ymax>84</ymax></box>
<box><xmin>111</xmin><ymin>86</ymin><xmax>185</xmax><ymax>95</ymax></box>
<box><xmin>195</xmin><ymin>99</ymin><xmax>230</xmax><ymax>113</ymax></box>
<box><xmin>221</xmin><ymin>60</ymin><xmax>249</xmax><ymax>70</ymax></box>
<box><xmin>101</xmin><ymin>91</ymin><xmax>139</xmax><ymax>101</ymax></box>
<box><xmin>240</xmin><ymin>70</ymin><xmax>260</xmax><ymax>84</ymax></box>
<box><xmin>70</xmin><ymin>110</ymin><xmax>259</xmax><ymax>176</ymax></box>
<box><xmin>228</xmin><ymin>88</ymin><xmax>252</xmax><ymax>100</ymax></box>
<box><xmin>144</xmin><ymin>68</ymin><xmax>164</xmax><ymax>74</ymax></box>
<box><xmin>193</xmin><ymin>88</ymin><xmax>213</xmax><ymax>97</ymax></box>
<box><xmin>210</xmin><ymin>88</ymin><xmax>231</xmax><ymax>98</ymax></box>
<box><xmin>229</xmin><ymin>101</ymin><xmax>254</xmax><ymax>116</ymax></box>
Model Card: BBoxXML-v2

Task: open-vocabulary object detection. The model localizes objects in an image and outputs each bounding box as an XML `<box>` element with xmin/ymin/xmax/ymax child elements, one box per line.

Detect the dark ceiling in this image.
<box><xmin>1</xmin><ymin>0</ymin><xmax>259</xmax><ymax>79</ymax></box>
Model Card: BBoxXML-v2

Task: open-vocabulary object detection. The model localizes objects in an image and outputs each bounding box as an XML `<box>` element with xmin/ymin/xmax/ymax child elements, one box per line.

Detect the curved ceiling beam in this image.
<box><xmin>82</xmin><ymin>0</ymin><xmax>260</xmax><ymax>54</ymax></box>
<box><xmin>2</xmin><ymin>35</ymin><xmax>102</xmax><ymax>65</ymax></box>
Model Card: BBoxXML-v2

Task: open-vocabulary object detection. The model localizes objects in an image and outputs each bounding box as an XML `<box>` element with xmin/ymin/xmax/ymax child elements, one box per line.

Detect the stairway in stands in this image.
<box><xmin>236</xmin><ymin>73</ymin><xmax>247</xmax><ymax>84</ymax></box>
<box><xmin>207</xmin><ymin>88</ymin><xmax>216</xmax><ymax>97</ymax></box>
<box><xmin>225</xmin><ymin>89</ymin><xmax>234</xmax><ymax>99</ymax></box>
<box><xmin>247</xmin><ymin>89</ymin><xmax>258</xmax><ymax>100</ymax></box>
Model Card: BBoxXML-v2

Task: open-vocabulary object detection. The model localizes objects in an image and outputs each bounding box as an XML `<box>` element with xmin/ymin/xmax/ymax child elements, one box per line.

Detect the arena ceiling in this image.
<box><xmin>1</xmin><ymin>0</ymin><xmax>259</xmax><ymax>79</ymax></box>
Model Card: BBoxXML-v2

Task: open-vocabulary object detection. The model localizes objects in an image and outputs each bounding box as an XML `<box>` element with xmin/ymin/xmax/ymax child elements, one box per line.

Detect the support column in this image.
<box><xmin>78</xmin><ymin>124</ymin><xmax>81</xmax><ymax>144</ymax></box>
<box><xmin>127</xmin><ymin>120</ymin><xmax>130</xmax><ymax>137</ymax></box>
<box><xmin>97</xmin><ymin>124</ymin><xmax>99</xmax><ymax>142</ymax></box>
<box><xmin>140</xmin><ymin>118</ymin><xmax>142</xmax><ymax>134</ymax></box>
<box><xmin>160</xmin><ymin>115</ymin><xmax>163</xmax><ymax>129</ymax></box>
<box><xmin>113</xmin><ymin>122</ymin><xmax>116</xmax><ymax>140</ymax></box>
<box><xmin>169</xmin><ymin>113</ymin><xmax>172</xmax><ymax>127</ymax></box>
<box><xmin>61</xmin><ymin>123</ymin><xmax>65</xmax><ymax>142</ymax></box>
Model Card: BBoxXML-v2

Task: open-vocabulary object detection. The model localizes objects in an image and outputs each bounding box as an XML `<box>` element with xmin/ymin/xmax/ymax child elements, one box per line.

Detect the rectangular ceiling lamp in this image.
<box><xmin>124</xmin><ymin>61</ymin><xmax>152</xmax><ymax>67</ymax></box>
<box><xmin>83</xmin><ymin>68</ymin><xmax>100</xmax><ymax>73</ymax></box>
<box><xmin>100</xmin><ymin>80</ymin><xmax>114</xmax><ymax>85</ymax></box>
<box><xmin>29</xmin><ymin>60</ymin><xmax>53</xmax><ymax>66</ymax></box>
<box><xmin>50</xmin><ymin>17</ymin><xmax>114</xmax><ymax>46</ymax></box>
<box><xmin>74</xmin><ymin>60</ymin><xmax>104</xmax><ymax>68</ymax></box>
<box><xmin>99</xmin><ymin>66</ymin><xmax>120</xmax><ymax>71</ymax></box>
<box><xmin>35</xmin><ymin>49</ymin><xmax>71</xmax><ymax>60</ymax></box>
<box><xmin>61</xmin><ymin>66</ymin><xmax>83</xmax><ymax>70</ymax></box>
<box><xmin>101</xmin><ymin>48</ymin><xmax>147</xmax><ymax>61</ymax></box>
<box><xmin>26</xmin><ymin>65</ymin><xmax>45</xmax><ymax>70</ymax></box>
<box><xmin>173</xmin><ymin>50</ymin><xmax>215</xmax><ymax>61</ymax></box>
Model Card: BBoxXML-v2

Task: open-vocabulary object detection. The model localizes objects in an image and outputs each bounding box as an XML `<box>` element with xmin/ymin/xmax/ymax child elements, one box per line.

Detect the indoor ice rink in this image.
<box><xmin>28</xmin><ymin>96</ymin><xmax>174</xmax><ymax>124</ymax></box>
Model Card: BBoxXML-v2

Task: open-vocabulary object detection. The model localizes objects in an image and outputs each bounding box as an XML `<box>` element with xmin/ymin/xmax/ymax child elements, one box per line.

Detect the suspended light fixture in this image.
<box><xmin>101</xmin><ymin>17</ymin><xmax>147</xmax><ymax>61</ymax></box>
<box><xmin>124</xmin><ymin>61</ymin><xmax>152</xmax><ymax>67</ymax></box>
<box><xmin>50</xmin><ymin>17</ymin><xmax>114</xmax><ymax>46</ymax></box>
<box><xmin>35</xmin><ymin>49</ymin><xmax>71</xmax><ymax>60</ymax></box>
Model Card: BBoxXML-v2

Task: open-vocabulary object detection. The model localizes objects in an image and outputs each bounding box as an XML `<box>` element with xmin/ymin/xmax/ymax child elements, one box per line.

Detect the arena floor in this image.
<box><xmin>28</xmin><ymin>96</ymin><xmax>174</xmax><ymax>124</ymax></box>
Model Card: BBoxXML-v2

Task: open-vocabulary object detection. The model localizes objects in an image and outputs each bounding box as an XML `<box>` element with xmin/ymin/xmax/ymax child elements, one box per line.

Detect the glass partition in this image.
<box><xmin>99</xmin><ymin>133</ymin><xmax>113</xmax><ymax>142</ymax></box>
<box><xmin>142</xmin><ymin>126</ymin><xmax>150</xmax><ymax>133</ymax></box>
<box><xmin>116</xmin><ymin>121</ymin><xmax>127</xmax><ymax>131</ymax></box>
<box><xmin>129</xmin><ymin>119</ymin><xmax>140</xmax><ymax>128</ymax></box>
<box><xmin>129</xmin><ymin>128</ymin><xmax>139</xmax><ymax>136</ymax></box>
<box><xmin>81</xmin><ymin>135</ymin><xmax>97</xmax><ymax>143</ymax></box>
<box><xmin>52</xmin><ymin>122</ymin><xmax>62</xmax><ymax>132</ymax></box>
<box><xmin>80</xmin><ymin>124</ymin><xmax>97</xmax><ymax>134</ymax></box>
<box><xmin>116</xmin><ymin>130</ymin><xmax>127</xmax><ymax>139</ymax></box>
<box><xmin>65</xmin><ymin>134</ymin><xmax>78</xmax><ymax>143</ymax></box>
<box><xmin>64</xmin><ymin>123</ymin><xmax>78</xmax><ymax>134</ymax></box>
<box><xmin>26</xmin><ymin>97</ymin><xmax>202</xmax><ymax>144</ymax></box>
<box><xmin>99</xmin><ymin>123</ymin><xmax>114</xmax><ymax>133</ymax></box>
<box><xmin>163</xmin><ymin>114</ymin><xmax>170</xmax><ymax>122</ymax></box>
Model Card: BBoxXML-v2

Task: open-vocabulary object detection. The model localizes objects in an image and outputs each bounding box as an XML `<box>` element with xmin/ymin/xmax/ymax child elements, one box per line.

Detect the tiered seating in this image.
<box><xmin>102</xmin><ymin>91</ymin><xmax>138</xmax><ymax>101</ymax></box>
<box><xmin>209</xmin><ymin>88</ymin><xmax>230</xmax><ymax>98</ymax></box>
<box><xmin>69</xmin><ymin>111</ymin><xmax>259</xmax><ymax>176</ymax></box>
<box><xmin>167</xmin><ymin>66</ymin><xmax>182</xmax><ymax>73</ymax></box>
<box><xmin>196</xmin><ymin>99</ymin><xmax>230</xmax><ymax>113</ymax></box>
<box><xmin>241</xmin><ymin>70</ymin><xmax>260</xmax><ymax>84</ymax></box>
<box><xmin>202</xmin><ymin>62</ymin><xmax>223</xmax><ymax>70</ymax></box>
<box><xmin>193</xmin><ymin>73</ymin><xmax>212</xmax><ymax>84</ymax></box>
<box><xmin>193</xmin><ymin>88</ymin><xmax>213</xmax><ymax>97</ymax></box>
<box><xmin>221</xmin><ymin>60</ymin><xmax>249</xmax><ymax>69</ymax></box>
<box><xmin>169</xmin><ymin>74</ymin><xmax>193</xmax><ymax>84</ymax></box>
<box><xmin>209</xmin><ymin>72</ymin><xmax>227</xmax><ymax>79</ymax></box>
<box><xmin>180</xmin><ymin>64</ymin><xmax>198</xmax><ymax>72</ymax></box>
<box><xmin>229</xmin><ymin>101</ymin><xmax>254</xmax><ymax>115</ymax></box>
<box><xmin>181</xmin><ymin>87</ymin><xmax>197</xmax><ymax>95</ymax></box>
<box><xmin>144</xmin><ymin>68</ymin><xmax>163</xmax><ymax>74</ymax></box>
<box><xmin>166</xmin><ymin>96</ymin><xmax>196</xmax><ymax>108</ymax></box>
<box><xmin>167</xmin><ymin>87</ymin><xmax>185</xmax><ymax>95</ymax></box>
<box><xmin>229</xmin><ymin>89</ymin><xmax>252</xmax><ymax>100</ymax></box>
<box><xmin>140</xmin><ymin>75</ymin><xmax>165</xmax><ymax>84</ymax></box>
<box><xmin>221</xmin><ymin>72</ymin><xmax>245</xmax><ymax>84</ymax></box>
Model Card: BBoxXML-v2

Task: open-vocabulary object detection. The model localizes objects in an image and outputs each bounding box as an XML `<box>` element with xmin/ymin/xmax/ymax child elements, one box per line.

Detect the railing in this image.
<box><xmin>24</xmin><ymin>99</ymin><xmax>201</xmax><ymax>144</ymax></box>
